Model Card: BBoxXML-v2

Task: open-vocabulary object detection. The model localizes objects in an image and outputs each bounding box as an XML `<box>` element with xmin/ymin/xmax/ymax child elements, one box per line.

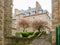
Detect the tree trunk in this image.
<box><xmin>23</xmin><ymin>27</ymin><xmax>25</xmax><ymax>32</ymax></box>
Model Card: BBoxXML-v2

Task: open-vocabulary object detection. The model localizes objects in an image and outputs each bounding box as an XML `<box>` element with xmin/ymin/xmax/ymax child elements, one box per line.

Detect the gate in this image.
<box><xmin>56</xmin><ymin>25</ymin><xmax>60</xmax><ymax>45</ymax></box>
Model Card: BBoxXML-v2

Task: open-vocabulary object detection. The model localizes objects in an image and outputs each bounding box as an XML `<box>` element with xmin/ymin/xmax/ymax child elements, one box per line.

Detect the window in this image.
<box><xmin>39</xmin><ymin>10</ymin><xmax>43</xmax><ymax>14</ymax></box>
<box><xmin>33</xmin><ymin>17</ymin><xmax>35</xmax><ymax>19</ymax></box>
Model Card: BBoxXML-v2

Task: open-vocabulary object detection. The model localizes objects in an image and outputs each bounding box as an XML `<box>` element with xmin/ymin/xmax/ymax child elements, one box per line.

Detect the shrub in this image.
<box><xmin>16</xmin><ymin>32</ymin><xmax>34</xmax><ymax>37</ymax></box>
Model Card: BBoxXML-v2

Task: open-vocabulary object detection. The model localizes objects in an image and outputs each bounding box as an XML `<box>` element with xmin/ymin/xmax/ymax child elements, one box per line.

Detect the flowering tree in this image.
<box><xmin>18</xmin><ymin>19</ymin><xmax>29</xmax><ymax>32</ymax></box>
<box><xmin>32</xmin><ymin>20</ymin><xmax>49</xmax><ymax>32</ymax></box>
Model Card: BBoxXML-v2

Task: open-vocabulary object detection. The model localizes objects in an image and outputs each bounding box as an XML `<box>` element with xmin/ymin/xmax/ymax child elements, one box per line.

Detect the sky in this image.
<box><xmin>13</xmin><ymin>0</ymin><xmax>52</xmax><ymax>14</ymax></box>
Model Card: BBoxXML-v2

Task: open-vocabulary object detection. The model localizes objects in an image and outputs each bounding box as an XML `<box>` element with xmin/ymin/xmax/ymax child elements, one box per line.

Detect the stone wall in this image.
<box><xmin>0</xmin><ymin>0</ymin><xmax>4</xmax><ymax>45</ymax></box>
<box><xmin>52</xmin><ymin>0</ymin><xmax>60</xmax><ymax>45</ymax></box>
<box><xmin>4</xmin><ymin>0</ymin><xmax>12</xmax><ymax>45</ymax></box>
<box><xmin>0</xmin><ymin>0</ymin><xmax>12</xmax><ymax>45</ymax></box>
<box><xmin>4</xmin><ymin>34</ymin><xmax>51</xmax><ymax>45</ymax></box>
<box><xmin>29</xmin><ymin>34</ymin><xmax>51</xmax><ymax>45</ymax></box>
<box><xmin>4</xmin><ymin>0</ymin><xmax>12</xmax><ymax>36</ymax></box>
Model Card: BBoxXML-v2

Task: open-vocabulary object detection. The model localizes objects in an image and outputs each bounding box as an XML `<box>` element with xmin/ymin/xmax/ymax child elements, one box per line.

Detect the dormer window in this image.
<box><xmin>29</xmin><ymin>12</ymin><xmax>31</xmax><ymax>15</ymax></box>
<box><xmin>35</xmin><ymin>11</ymin><xmax>36</xmax><ymax>14</ymax></box>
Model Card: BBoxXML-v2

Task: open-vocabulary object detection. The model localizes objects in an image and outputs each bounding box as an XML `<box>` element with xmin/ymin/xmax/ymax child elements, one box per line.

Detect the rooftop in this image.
<box><xmin>15</xmin><ymin>1</ymin><xmax>49</xmax><ymax>16</ymax></box>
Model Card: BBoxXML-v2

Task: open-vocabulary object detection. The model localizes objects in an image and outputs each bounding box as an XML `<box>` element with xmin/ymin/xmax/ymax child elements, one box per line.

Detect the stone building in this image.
<box><xmin>0</xmin><ymin>0</ymin><xmax>12</xmax><ymax>45</ymax></box>
<box><xmin>52</xmin><ymin>0</ymin><xmax>60</xmax><ymax>45</ymax></box>
<box><xmin>12</xmin><ymin>1</ymin><xmax>51</xmax><ymax>35</ymax></box>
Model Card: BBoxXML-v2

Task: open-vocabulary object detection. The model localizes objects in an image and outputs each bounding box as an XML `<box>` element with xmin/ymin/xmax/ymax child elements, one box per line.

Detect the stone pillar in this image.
<box><xmin>0</xmin><ymin>0</ymin><xmax>12</xmax><ymax>45</ymax></box>
<box><xmin>52</xmin><ymin>0</ymin><xmax>60</xmax><ymax>45</ymax></box>
<box><xmin>0</xmin><ymin>0</ymin><xmax>4</xmax><ymax>45</ymax></box>
<box><xmin>4</xmin><ymin>0</ymin><xmax>12</xmax><ymax>45</ymax></box>
<box><xmin>4</xmin><ymin>0</ymin><xmax>12</xmax><ymax>36</ymax></box>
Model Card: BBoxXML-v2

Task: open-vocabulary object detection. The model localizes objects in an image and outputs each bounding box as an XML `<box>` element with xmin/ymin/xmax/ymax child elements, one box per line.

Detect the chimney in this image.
<box><xmin>15</xmin><ymin>9</ymin><xmax>20</xmax><ymax>15</ymax></box>
<box><xmin>36</xmin><ymin>1</ymin><xmax>41</xmax><ymax>14</ymax></box>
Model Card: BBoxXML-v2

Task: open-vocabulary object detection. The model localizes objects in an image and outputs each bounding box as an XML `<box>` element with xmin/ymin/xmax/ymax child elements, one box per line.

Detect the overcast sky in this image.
<box><xmin>13</xmin><ymin>0</ymin><xmax>52</xmax><ymax>14</ymax></box>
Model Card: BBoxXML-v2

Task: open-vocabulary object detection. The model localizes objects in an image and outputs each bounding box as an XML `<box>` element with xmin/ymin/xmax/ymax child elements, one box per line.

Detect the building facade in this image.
<box><xmin>0</xmin><ymin>0</ymin><xmax>12</xmax><ymax>45</ymax></box>
<box><xmin>12</xmin><ymin>1</ymin><xmax>51</xmax><ymax>36</ymax></box>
